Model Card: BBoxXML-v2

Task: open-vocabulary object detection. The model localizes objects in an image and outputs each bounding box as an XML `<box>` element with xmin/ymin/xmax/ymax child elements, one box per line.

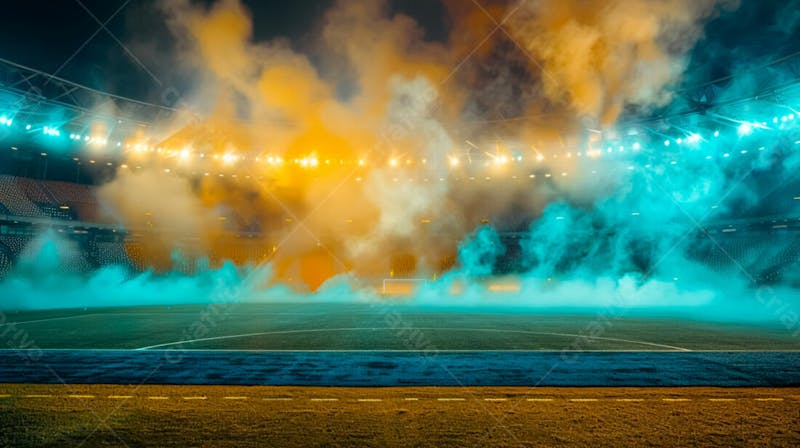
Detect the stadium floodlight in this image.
<box><xmin>713</xmin><ymin>130</ymin><xmax>720</xmax><ymax>137</ymax></box>
<box><xmin>687</xmin><ymin>133</ymin><xmax>701</xmax><ymax>144</ymax></box>
<box><xmin>737</xmin><ymin>122</ymin><xmax>753</xmax><ymax>136</ymax></box>
<box><xmin>0</xmin><ymin>116</ymin><xmax>11</xmax><ymax>126</ymax></box>
<box><xmin>664</xmin><ymin>140</ymin><xmax>671</xmax><ymax>146</ymax></box>
<box><xmin>42</xmin><ymin>126</ymin><xmax>61</xmax><ymax>137</ymax></box>
<box><xmin>448</xmin><ymin>156</ymin><xmax>459</xmax><ymax>167</ymax></box>
<box><xmin>632</xmin><ymin>142</ymin><xmax>641</xmax><ymax>151</ymax></box>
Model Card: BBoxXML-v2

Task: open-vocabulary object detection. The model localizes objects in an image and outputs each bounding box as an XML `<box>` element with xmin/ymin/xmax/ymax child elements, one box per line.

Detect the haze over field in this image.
<box><xmin>1</xmin><ymin>0</ymin><xmax>800</xmax><ymax>320</ymax></box>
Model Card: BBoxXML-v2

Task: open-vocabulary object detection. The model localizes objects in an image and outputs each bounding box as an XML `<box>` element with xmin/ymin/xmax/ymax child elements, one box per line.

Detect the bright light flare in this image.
<box><xmin>737</xmin><ymin>122</ymin><xmax>753</xmax><ymax>136</ymax></box>
<box><xmin>221</xmin><ymin>153</ymin><xmax>238</xmax><ymax>165</ymax></box>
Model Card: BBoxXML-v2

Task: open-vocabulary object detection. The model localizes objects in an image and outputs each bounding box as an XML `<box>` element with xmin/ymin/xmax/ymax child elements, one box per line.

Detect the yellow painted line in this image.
<box><xmin>755</xmin><ymin>398</ymin><xmax>784</xmax><ymax>402</ymax></box>
<box><xmin>526</xmin><ymin>398</ymin><xmax>554</xmax><ymax>402</ymax></box>
<box><xmin>403</xmin><ymin>398</ymin><xmax>419</xmax><ymax>401</ymax></box>
<box><xmin>662</xmin><ymin>398</ymin><xmax>691</xmax><ymax>402</ymax></box>
<box><xmin>147</xmin><ymin>396</ymin><xmax>169</xmax><ymax>400</ymax></box>
<box><xmin>310</xmin><ymin>398</ymin><xmax>338</xmax><ymax>402</ymax></box>
<box><xmin>615</xmin><ymin>398</ymin><xmax>644</xmax><ymax>402</ymax></box>
<box><xmin>68</xmin><ymin>395</ymin><xmax>95</xmax><ymax>399</ymax></box>
<box><xmin>263</xmin><ymin>397</ymin><xmax>293</xmax><ymax>401</ymax></box>
<box><xmin>183</xmin><ymin>396</ymin><xmax>207</xmax><ymax>400</ymax></box>
<box><xmin>484</xmin><ymin>398</ymin><xmax>508</xmax><ymax>402</ymax></box>
<box><xmin>569</xmin><ymin>398</ymin><xmax>599</xmax><ymax>402</ymax></box>
<box><xmin>357</xmin><ymin>398</ymin><xmax>383</xmax><ymax>402</ymax></box>
<box><xmin>708</xmin><ymin>398</ymin><xmax>736</xmax><ymax>402</ymax></box>
<box><xmin>24</xmin><ymin>394</ymin><xmax>53</xmax><ymax>398</ymax></box>
<box><xmin>437</xmin><ymin>398</ymin><xmax>466</xmax><ymax>402</ymax></box>
<box><xmin>0</xmin><ymin>394</ymin><xmax>11</xmax><ymax>398</ymax></box>
<box><xmin>108</xmin><ymin>395</ymin><xmax>133</xmax><ymax>400</ymax></box>
<box><xmin>223</xmin><ymin>396</ymin><xmax>249</xmax><ymax>400</ymax></box>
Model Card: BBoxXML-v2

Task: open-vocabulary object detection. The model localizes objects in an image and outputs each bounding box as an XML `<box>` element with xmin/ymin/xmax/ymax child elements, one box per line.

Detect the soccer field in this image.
<box><xmin>2</xmin><ymin>303</ymin><xmax>799</xmax><ymax>351</ymax></box>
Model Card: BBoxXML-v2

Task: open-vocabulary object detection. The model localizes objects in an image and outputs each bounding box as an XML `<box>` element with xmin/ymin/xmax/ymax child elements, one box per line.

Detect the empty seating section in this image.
<box><xmin>0</xmin><ymin>175</ymin><xmax>44</xmax><ymax>217</ymax></box>
<box><xmin>0</xmin><ymin>251</ymin><xmax>10</xmax><ymax>276</ymax></box>
<box><xmin>96</xmin><ymin>241</ymin><xmax>131</xmax><ymax>267</ymax></box>
<box><xmin>0</xmin><ymin>176</ymin><xmax>103</xmax><ymax>222</ymax></box>
<box><xmin>42</xmin><ymin>181</ymin><xmax>100</xmax><ymax>222</ymax></box>
<box><xmin>698</xmin><ymin>234</ymin><xmax>800</xmax><ymax>281</ymax></box>
<box><xmin>15</xmin><ymin>177</ymin><xmax>53</xmax><ymax>204</ymax></box>
<box><xmin>0</xmin><ymin>234</ymin><xmax>31</xmax><ymax>255</ymax></box>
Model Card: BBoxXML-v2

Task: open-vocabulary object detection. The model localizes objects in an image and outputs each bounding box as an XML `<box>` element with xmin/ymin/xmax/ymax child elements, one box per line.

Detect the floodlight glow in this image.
<box><xmin>449</xmin><ymin>156</ymin><xmax>459</xmax><ymax>167</ymax></box>
<box><xmin>664</xmin><ymin>140</ymin><xmax>670</xmax><ymax>147</ymax></box>
<box><xmin>632</xmin><ymin>142</ymin><xmax>641</xmax><ymax>151</ymax></box>
<box><xmin>713</xmin><ymin>130</ymin><xmax>720</xmax><ymax>137</ymax></box>
<box><xmin>687</xmin><ymin>133</ymin><xmax>701</xmax><ymax>144</ymax></box>
<box><xmin>42</xmin><ymin>126</ymin><xmax>61</xmax><ymax>137</ymax></box>
<box><xmin>737</xmin><ymin>122</ymin><xmax>753</xmax><ymax>136</ymax></box>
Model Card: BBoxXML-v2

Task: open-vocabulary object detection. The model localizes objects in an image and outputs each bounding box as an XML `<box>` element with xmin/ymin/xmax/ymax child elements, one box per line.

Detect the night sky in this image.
<box><xmin>0</xmin><ymin>1</ymin><xmax>797</xmax><ymax>105</ymax></box>
<box><xmin>0</xmin><ymin>0</ymin><xmax>454</xmax><ymax>102</ymax></box>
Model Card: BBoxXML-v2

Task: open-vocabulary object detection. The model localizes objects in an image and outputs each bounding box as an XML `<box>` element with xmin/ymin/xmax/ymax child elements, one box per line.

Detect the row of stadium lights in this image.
<box><xmin>4</xmin><ymin>110</ymin><xmax>798</xmax><ymax>171</ymax></box>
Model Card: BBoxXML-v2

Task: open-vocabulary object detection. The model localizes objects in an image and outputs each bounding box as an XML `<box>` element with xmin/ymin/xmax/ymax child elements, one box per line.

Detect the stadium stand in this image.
<box><xmin>94</xmin><ymin>241</ymin><xmax>132</xmax><ymax>268</ymax></box>
<box><xmin>0</xmin><ymin>251</ymin><xmax>10</xmax><ymax>277</ymax></box>
<box><xmin>42</xmin><ymin>180</ymin><xmax>101</xmax><ymax>222</ymax></box>
<box><xmin>0</xmin><ymin>234</ymin><xmax>31</xmax><ymax>255</ymax></box>
<box><xmin>0</xmin><ymin>175</ymin><xmax>44</xmax><ymax>217</ymax></box>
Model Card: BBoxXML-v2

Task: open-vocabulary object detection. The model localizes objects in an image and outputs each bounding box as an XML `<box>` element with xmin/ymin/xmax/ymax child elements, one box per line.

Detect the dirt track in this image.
<box><xmin>1</xmin><ymin>385</ymin><xmax>799</xmax><ymax>447</ymax></box>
